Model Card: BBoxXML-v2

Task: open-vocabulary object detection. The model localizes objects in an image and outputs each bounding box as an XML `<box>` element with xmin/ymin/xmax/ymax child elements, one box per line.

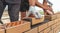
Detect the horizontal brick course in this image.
<box><xmin>24</xmin><ymin>27</ymin><xmax>38</xmax><ymax>33</ymax></box>
<box><xmin>38</xmin><ymin>23</ymin><xmax>48</xmax><ymax>32</ymax></box>
<box><xmin>45</xmin><ymin>14</ymin><xmax>57</xmax><ymax>21</ymax></box>
<box><xmin>43</xmin><ymin>27</ymin><xmax>51</xmax><ymax>33</ymax></box>
<box><xmin>0</xmin><ymin>12</ymin><xmax>60</xmax><ymax>33</ymax></box>
<box><xmin>23</xmin><ymin>16</ymin><xmax>44</xmax><ymax>25</ymax></box>
<box><xmin>6</xmin><ymin>21</ymin><xmax>31</xmax><ymax>33</ymax></box>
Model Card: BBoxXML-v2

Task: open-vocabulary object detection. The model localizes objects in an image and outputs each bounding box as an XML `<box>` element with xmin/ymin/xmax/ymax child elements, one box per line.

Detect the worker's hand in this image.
<box><xmin>47</xmin><ymin>7</ymin><xmax>52</xmax><ymax>11</ymax></box>
<box><xmin>44</xmin><ymin>5</ymin><xmax>52</xmax><ymax>11</ymax></box>
<box><xmin>48</xmin><ymin>5</ymin><xmax>53</xmax><ymax>11</ymax></box>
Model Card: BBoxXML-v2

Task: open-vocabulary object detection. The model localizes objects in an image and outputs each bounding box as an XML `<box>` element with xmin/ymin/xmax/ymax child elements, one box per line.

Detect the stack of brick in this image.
<box><xmin>0</xmin><ymin>21</ymin><xmax>31</xmax><ymax>33</ymax></box>
<box><xmin>23</xmin><ymin>12</ymin><xmax>60</xmax><ymax>33</ymax></box>
<box><xmin>23</xmin><ymin>16</ymin><xmax>44</xmax><ymax>25</ymax></box>
<box><xmin>0</xmin><ymin>12</ymin><xmax>60</xmax><ymax>33</ymax></box>
<box><xmin>45</xmin><ymin>14</ymin><xmax>57</xmax><ymax>21</ymax></box>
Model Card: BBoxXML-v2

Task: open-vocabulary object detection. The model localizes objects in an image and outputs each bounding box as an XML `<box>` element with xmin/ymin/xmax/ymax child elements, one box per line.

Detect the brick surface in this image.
<box><xmin>49</xmin><ymin>30</ymin><xmax>53</xmax><ymax>33</ymax></box>
<box><xmin>45</xmin><ymin>15</ymin><xmax>57</xmax><ymax>21</ymax></box>
<box><xmin>53</xmin><ymin>19</ymin><xmax>58</xmax><ymax>24</ymax></box>
<box><xmin>55</xmin><ymin>28</ymin><xmax>59</xmax><ymax>33</ymax></box>
<box><xmin>0</xmin><ymin>29</ymin><xmax>5</xmax><ymax>33</ymax></box>
<box><xmin>0</xmin><ymin>12</ymin><xmax>60</xmax><ymax>33</ymax></box>
<box><xmin>32</xmin><ymin>16</ymin><xmax>44</xmax><ymax>25</ymax></box>
<box><xmin>6</xmin><ymin>21</ymin><xmax>24</xmax><ymax>27</ymax></box>
<box><xmin>38</xmin><ymin>23</ymin><xmax>48</xmax><ymax>32</ymax></box>
<box><xmin>6</xmin><ymin>22</ymin><xmax>31</xmax><ymax>33</ymax></box>
<box><xmin>23</xmin><ymin>16</ymin><xmax>44</xmax><ymax>25</ymax></box>
<box><xmin>47</xmin><ymin>21</ymin><xmax>54</xmax><ymax>27</ymax></box>
<box><xmin>51</xmin><ymin>23</ymin><xmax>57</xmax><ymax>29</ymax></box>
<box><xmin>39</xmin><ymin>31</ymin><xmax>44</xmax><ymax>33</ymax></box>
<box><xmin>24</xmin><ymin>27</ymin><xmax>38</xmax><ymax>33</ymax></box>
<box><xmin>56</xmin><ymin>22</ymin><xmax>60</xmax><ymax>26</ymax></box>
<box><xmin>56</xmin><ymin>14</ymin><xmax>60</xmax><ymax>19</ymax></box>
<box><xmin>43</xmin><ymin>27</ymin><xmax>51</xmax><ymax>33</ymax></box>
<box><xmin>53</xmin><ymin>27</ymin><xmax>58</xmax><ymax>33</ymax></box>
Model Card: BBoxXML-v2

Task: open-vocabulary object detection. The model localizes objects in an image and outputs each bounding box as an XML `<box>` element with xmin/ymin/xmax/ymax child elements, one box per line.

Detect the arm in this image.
<box><xmin>29</xmin><ymin>0</ymin><xmax>35</xmax><ymax>6</ymax></box>
<box><xmin>35</xmin><ymin>0</ymin><xmax>54</xmax><ymax>15</ymax></box>
<box><xmin>35</xmin><ymin>0</ymin><xmax>49</xmax><ymax>10</ymax></box>
<box><xmin>36</xmin><ymin>0</ymin><xmax>53</xmax><ymax>11</ymax></box>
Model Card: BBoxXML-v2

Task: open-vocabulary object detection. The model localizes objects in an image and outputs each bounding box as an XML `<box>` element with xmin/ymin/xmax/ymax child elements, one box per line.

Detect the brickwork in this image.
<box><xmin>0</xmin><ymin>12</ymin><xmax>60</xmax><ymax>33</ymax></box>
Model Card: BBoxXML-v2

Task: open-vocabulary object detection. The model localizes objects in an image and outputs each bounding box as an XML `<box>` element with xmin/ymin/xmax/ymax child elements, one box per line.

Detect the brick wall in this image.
<box><xmin>0</xmin><ymin>12</ymin><xmax>60</xmax><ymax>33</ymax></box>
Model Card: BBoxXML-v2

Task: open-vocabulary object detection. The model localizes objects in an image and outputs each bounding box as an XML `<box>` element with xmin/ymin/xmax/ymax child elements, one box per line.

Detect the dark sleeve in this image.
<box><xmin>20</xmin><ymin>0</ymin><xmax>29</xmax><ymax>12</ymax></box>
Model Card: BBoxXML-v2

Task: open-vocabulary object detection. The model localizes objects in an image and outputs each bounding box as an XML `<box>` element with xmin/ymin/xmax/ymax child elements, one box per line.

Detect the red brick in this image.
<box><xmin>6</xmin><ymin>22</ymin><xmax>31</xmax><ymax>33</ymax></box>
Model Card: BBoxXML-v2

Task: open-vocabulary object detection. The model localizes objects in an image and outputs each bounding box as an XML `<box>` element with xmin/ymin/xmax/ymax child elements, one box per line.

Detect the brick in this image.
<box><xmin>58</xmin><ymin>25</ymin><xmax>60</xmax><ymax>32</ymax></box>
<box><xmin>0</xmin><ymin>29</ymin><xmax>5</xmax><ymax>33</ymax></box>
<box><xmin>49</xmin><ymin>30</ymin><xmax>53</xmax><ymax>33</ymax></box>
<box><xmin>51</xmin><ymin>23</ymin><xmax>57</xmax><ymax>29</ymax></box>
<box><xmin>53</xmin><ymin>19</ymin><xmax>58</xmax><ymax>25</ymax></box>
<box><xmin>57</xmin><ymin>19</ymin><xmax>60</xmax><ymax>23</ymax></box>
<box><xmin>45</xmin><ymin>14</ymin><xmax>57</xmax><ymax>21</ymax></box>
<box><xmin>32</xmin><ymin>16</ymin><xmax>44</xmax><ymax>25</ymax></box>
<box><xmin>52</xmin><ymin>22</ymin><xmax>55</xmax><ymax>25</ymax></box>
<box><xmin>23</xmin><ymin>16</ymin><xmax>44</xmax><ymax>25</ymax></box>
<box><xmin>47</xmin><ymin>21</ymin><xmax>54</xmax><ymax>27</ymax></box>
<box><xmin>58</xmin><ymin>18</ymin><xmax>60</xmax><ymax>23</ymax></box>
<box><xmin>56</xmin><ymin>12</ymin><xmax>60</xmax><ymax>19</ymax></box>
<box><xmin>54</xmin><ymin>19</ymin><xmax>58</xmax><ymax>24</ymax></box>
<box><xmin>24</xmin><ymin>27</ymin><xmax>38</xmax><ymax>33</ymax></box>
<box><xmin>43</xmin><ymin>27</ymin><xmax>51</xmax><ymax>33</ymax></box>
<box><xmin>39</xmin><ymin>31</ymin><xmax>44</xmax><ymax>33</ymax></box>
<box><xmin>53</xmin><ymin>27</ymin><xmax>58</xmax><ymax>33</ymax></box>
<box><xmin>56</xmin><ymin>14</ymin><xmax>60</xmax><ymax>19</ymax></box>
<box><xmin>55</xmin><ymin>27</ymin><xmax>60</xmax><ymax>33</ymax></box>
<box><xmin>57</xmin><ymin>26</ymin><xmax>60</xmax><ymax>30</ymax></box>
<box><xmin>38</xmin><ymin>23</ymin><xmax>48</xmax><ymax>32</ymax></box>
<box><xmin>55</xmin><ymin>30</ymin><xmax>59</xmax><ymax>33</ymax></box>
<box><xmin>6</xmin><ymin>22</ymin><xmax>31</xmax><ymax>33</ymax></box>
<box><xmin>56</xmin><ymin>19</ymin><xmax>60</xmax><ymax>26</ymax></box>
<box><xmin>56</xmin><ymin>22</ymin><xmax>60</xmax><ymax>26</ymax></box>
<box><xmin>6</xmin><ymin>21</ymin><xmax>25</xmax><ymax>27</ymax></box>
<box><xmin>53</xmin><ymin>29</ymin><xmax>56</xmax><ymax>33</ymax></box>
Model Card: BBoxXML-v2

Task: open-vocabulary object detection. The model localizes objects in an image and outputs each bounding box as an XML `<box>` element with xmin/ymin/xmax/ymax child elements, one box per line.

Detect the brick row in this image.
<box><xmin>23</xmin><ymin>16</ymin><xmax>44</xmax><ymax>25</ymax></box>
<box><xmin>0</xmin><ymin>12</ymin><xmax>60</xmax><ymax>33</ymax></box>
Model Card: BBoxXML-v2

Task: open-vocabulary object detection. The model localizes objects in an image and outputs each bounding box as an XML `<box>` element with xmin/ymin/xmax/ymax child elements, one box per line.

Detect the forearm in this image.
<box><xmin>35</xmin><ymin>1</ymin><xmax>48</xmax><ymax>10</ymax></box>
<box><xmin>29</xmin><ymin>0</ymin><xmax>35</xmax><ymax>6</ymax></box>
<box><xmin>43</xmin><ymin>0</ymin><xmax>47</xmax><ymax>5</ymax></box>
<box><xmin>29</xmin><ymin>0</ymin><xmax>47</xmax><ymax>9</ymax></box>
